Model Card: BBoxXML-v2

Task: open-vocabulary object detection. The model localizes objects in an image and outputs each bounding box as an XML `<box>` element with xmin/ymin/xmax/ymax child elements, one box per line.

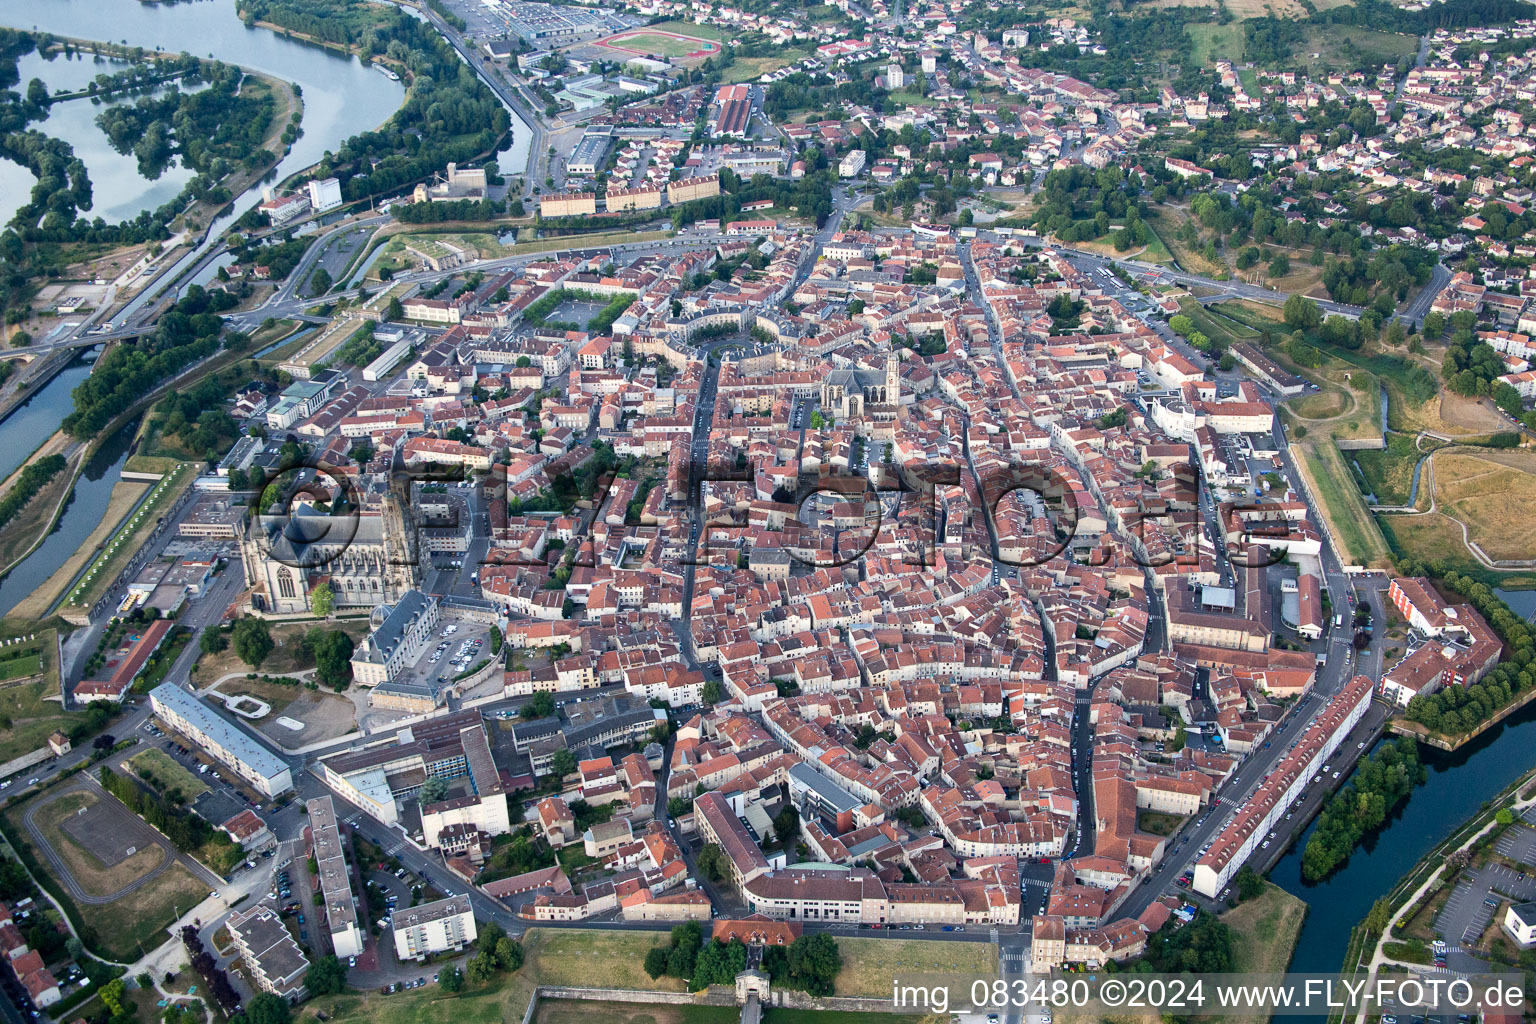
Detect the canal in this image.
<box><xmin>0</xmin><ymin>417</ymin><xmax>136</xmax><ymax>616</ymax></box>
<box><xmin>1272</xmin><ymin>681</ymin><xmax>1536</xmax><ymax>983</ymax></box>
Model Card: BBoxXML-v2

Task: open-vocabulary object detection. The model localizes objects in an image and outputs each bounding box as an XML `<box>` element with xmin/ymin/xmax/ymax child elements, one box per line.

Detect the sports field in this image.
<box><xmin>595</xmin><ymin>28</ymin><xmax>721</xmax><ymax>60</ymax></box>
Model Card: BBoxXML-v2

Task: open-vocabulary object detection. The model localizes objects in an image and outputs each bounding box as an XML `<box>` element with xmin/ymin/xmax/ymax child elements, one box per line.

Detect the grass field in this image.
<box><xmin>301</xmin><ymin>929</ymin><xmax>686</xmax><ymax>1024</ymax></box>
<box><xmin>91</xmin><ymin>861</ymin><xmax>206</xmax><ymax>961</ymax></box>
<box><xmin>1297</xmin><ymin>443</ymin><xmax>1393</xmax><ymax>569</ymax></box>
<box><xmin>1224</xmin><ymin>882</ymin><xmax>1308</xmax><ymax>974</ymax></box>
<box><xmin>834</xmin><ymin>937</ymin><xmax>997</xmax><ymax>998</ymax></box>
<box><xmin>1137</xmin><ymin>810</ymin><xmax>1185</xmax><ymax>836</ymax></box>
<box><xmin>1379</xmin><ymin>512</ymin><xmax>1536</xmax><ymax>590</ymax></box>
<box><xmin>32</xmin><ymin>790</ymin><xmax>168</xmax><ymax>900</ymax></box>
<box><xmin>533</xmin><ymin>1002</ymin><xmax>738</xmax><ymax>1024</ymax></box>
<box><xmin>1299</xmin><ymin>25</ymin><xmax>1419</xmax><ymax>71</ymax></box>
<box><xmin>596</xmin><ymin>27</ymin><xmax>721</xmax><ymax>59</ymax></box>
<box><xmin>0</xmin><ymin>649</ymin><xmax>42</xmax><ymax>681</ymax></box>
<box><xmin>1187</xmin><ymin>23</ymin><xmax>1244</xmax><ymax>66</ymax></box>
<box><xmin>720</xmin><ymin>51</ymin><xmax>810</xmax><ymax>83</ymax></box>
<box><xmin>1430</xmin><ymin>450</ymin><xmax>1536</xmax><ymax>563</ymax></box>
<box><xmin>127</xmin><ymin>747</ymin><xmax>210</xmax><ymax>802</ymax></box>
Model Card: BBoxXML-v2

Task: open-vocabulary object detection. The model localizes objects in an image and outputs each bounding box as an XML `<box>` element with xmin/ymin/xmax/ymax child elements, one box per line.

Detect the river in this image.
<box><xmin>0</xmin><ymin>0</ymin><xmax>407</xmax><ymax>607</ymax></box>
<box><xmin>5</xmin><ymin>0</ymin><xmax>408</xmax><ymax>319</ymax></box>
<box><xmin>1272</xmin><ymin>691</ymin><xmax>1536</xmax><ymax>999</ymax></box>
<box><xmin>0</xmin><ymin>50</ymin><xmax>197</xmax><ymax>227</ymax></box>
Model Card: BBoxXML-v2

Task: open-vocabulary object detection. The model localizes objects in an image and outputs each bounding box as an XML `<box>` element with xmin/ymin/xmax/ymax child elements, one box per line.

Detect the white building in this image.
<box><xmin>307</xmin><ymin>177</ymin><xmax>344</xmax><ymax>212</ymax></box>
<box><xmin>350</xmin><ymin>590</ymin><xmax>441</xmax><ymax>686</ymax></box>
<box><xmin>1504</xmin><ymin>902</ymin><xmax>1536</xmax><ymax>947</ymax></box>
<box><xmin>149</xmin><ymin>683</ymin><xmax>293</xmax><ymax>797</ymax></box>
<box><xmin>393</xmin><ymin>894</ymin><xmax>477</xmax><ymax>961</ymax></box>
<box><xmin>838</xmin><ymin>150</ymin><xmax>867</xmax><ymax>178</ymax></box>
<box><xmin>1192</xmin><ymin>674</ymin><xmax>1373</xmax><ymax>898</ymax></box>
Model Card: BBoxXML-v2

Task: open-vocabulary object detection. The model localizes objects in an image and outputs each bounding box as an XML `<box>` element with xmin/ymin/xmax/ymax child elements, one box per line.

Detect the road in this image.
<box><xmin>403</xmin><ymin>0</ymin><xmax>546</xmax><ymax>194</ymax></box>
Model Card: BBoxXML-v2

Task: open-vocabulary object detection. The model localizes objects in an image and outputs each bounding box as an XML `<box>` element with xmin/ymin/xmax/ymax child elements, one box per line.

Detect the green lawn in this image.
<box><xmin>0</xmin><ymin>650</ymin><xmax>42</xmax><ymax>681</ymax></box>
<box><xmin>127</xmin><ymin>747</ymin><xmax>210</xmax><ymax>801</ymax></box>
<box><xmin>1299</xmin><ymin>444</ymin><xmax>1393</xmax><ymax>569</ymax></box>
<box><xmin>1187</xmin><ymin>23</ymin><xmax>1244</xmax><ymax>66</ymax></box>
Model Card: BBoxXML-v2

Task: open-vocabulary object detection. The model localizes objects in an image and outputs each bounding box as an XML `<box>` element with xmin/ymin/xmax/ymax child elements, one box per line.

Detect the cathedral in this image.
<box><xmin>238</xmin><ymin>496</ymin><xmax>420</xmax><ymax>615</ymax></box>
<box><xmin>819</xmin><ymin>352</ymin><xmax>899</xmax><ymax>420</ymax></box>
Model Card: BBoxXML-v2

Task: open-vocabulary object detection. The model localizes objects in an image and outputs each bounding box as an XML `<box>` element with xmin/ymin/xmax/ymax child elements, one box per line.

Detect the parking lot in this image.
<box><xmin>1434</xmin><ymin>835</ymin><xmax>1536</xmax><ymax>955</ymax></box>
<box><xmin>382</xmin><ymin>607</ymin><xmax>499</xmax><ymax>704</ymax></box>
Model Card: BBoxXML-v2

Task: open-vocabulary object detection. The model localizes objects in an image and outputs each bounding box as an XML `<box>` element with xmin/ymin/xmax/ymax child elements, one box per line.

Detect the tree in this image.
<box><xmin>697</xmin><ymin>842</ymin><xmax>728</xmax><ymax>882</ymax></box>
<box><xmin>1168</xmin><ymin>314</ymin><xmax>1195</xmax><ymax>336</ymax></box>
<box><xmin>1283</xmin><ymin>293</ymin><xmax>1322</xmax><ymax>332</ymax></box>
<box><xmin>439</xmin><ymin>963</ymin><xmax>464</xmax><ymax>992</ymax></box>
<box><xmin>549</xmin><ymin>748</ymin><xmax>577</xmax><ymax>778</ymax></box>
<box><xmin>773</xmin><ymin>805</ymin><xmax>800</xmax><ymax>847</ymax></box>
<box><xmin>763</xmin><ymin>933</ymin><xmax>841</xmax><ymax>996</ymax></box>
<box><xmin>199</xmin><ymin>629</ymin><xmax>228</xmax><ymax>656</ymax></box>
<box><xmin>1234</xmin><ymin>865</ymin><xmax>1265</xmax><ymax>901</ymax></box>
<box><xmin>1266</xmin><ymin>254</ymin><xmax>1291</xmax><ymax>278</ymax></box>
<box><xmin>494</xmin><ymin>936</ymin><xmax>524</xmax><ymax>971</ymax></box>
<box><xmin>311</xmin><ymin>629</ymin><xmax>355</xmax><ymax>690</ymax></box>
<box><xmin>702</xmin><ymin>678</ymin><xmax>723</xmax><ymax>703</ymax></box>
<box><xmin>1421</xmin><ymin>311</ymin><xmax>1446</xmax><ymax>340</ymax></box>
<box><xmin>521</xmin><ymin>692</ymin><xmax>555</xmax><ymax>720</ymax></box>
<box><xmin>101</xmin><ymin>978</ymin><xmax>128</xmax><ymax>1017</ymax></box>
<box><xmin>1496</xmin><ymin>808</ymin><xmax>1515</xmax><ymax>826</ymax></box>
<box><xmin>309</xmin><ymin>267</ymin><xmax>332</xmax><ymax>295</ymax></box>
<box><xmin>419</xmin><ymin>775</ymin><xmax>449</xmax><ymax>804</ymax></box>
<box><xmin>305</xmin><ymin>955</ymin><xmax>346</xmax><ymax>996</ymax></box>
<box><xmin>236</xmin><ymin>994</ymin><xmax>291</xmax><ymax>1024</ymax></box>
<box><xmin>310</xmin><ymin>581</ymin><xmax>334</xmax><ymax>619</ymax></box>
<box><xmin>465</xmin><ymin>950</ymin><xmax>497</xmax><ymax>985</ymax></box>
<box><xmin>386</xmin><ymin>296</ymin><xmax>403</xmax><ymax>321</ymax></box>
<box><xmin>231</xmin><ymin>618</ymin><xmax>274</xmax><ymax>668</ymax></box>
<box><xmin>1218</xmin><ymin>353</ymin><xmax>1236</xmax><ymax>372</ymax></box>
<box><xmin>644</xmin><ymin>945</ymin><xmax>670</xmax><ymax>979</ymax></box>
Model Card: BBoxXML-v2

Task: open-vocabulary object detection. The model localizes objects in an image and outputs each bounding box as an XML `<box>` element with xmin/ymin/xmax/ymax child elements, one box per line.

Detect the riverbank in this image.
<box><xmin>1390</xmin><ymin>686</ymin><xmax>1536</xmax><ymax>751</ymax></box>
<box><xmin>1269</xmin><ymin>685</ymin><xmax>1536</xmax><ymax>1005</ymax></box>
<box><xmin>1337</xmin><ymin>767</ymin><xmax>1536</xmax><ymax>1024</ymax></box>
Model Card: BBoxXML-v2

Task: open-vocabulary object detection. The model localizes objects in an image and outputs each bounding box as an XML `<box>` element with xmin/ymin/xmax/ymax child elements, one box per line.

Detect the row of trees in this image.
<box><xmin>180</xmin><ymin>925</ymin><xmax>240</xmax><ymax>1015</ymax></box>
<box><xmin>0</xmin><ymin>453</ymin><xmax>65</xmax><ymax>532</ymax></box>
<box><xmin>1301</xmin><ymin>736</ymin><xmax>1425</xmax><ymax>880</ymax></box>
<box><xmin>99</xmin><ymin>765</ymin><xmax>240</xmax><ymax>866</ymax></box>
<box><xmin>1400</xmin><ymin>571</ymin><xmax>1536</xmax><ymax>736</ymax></box>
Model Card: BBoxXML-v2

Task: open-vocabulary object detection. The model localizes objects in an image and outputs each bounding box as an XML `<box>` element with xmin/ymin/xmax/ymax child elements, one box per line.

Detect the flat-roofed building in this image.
<box><xmin>567</xmin><ymin>132</ymin><xmax>611</xmax><ymax>175</ymax></box>
<box><xmin>227</xmin><ymin>904</ymin><xmax>309</xmax><ymax>1002</ymax></box>
<box><xmin>149</xmin><ymin>682</ymin><xmax>293</xmax><ymax>797</ymax></box>
<box><xmin>308</xmin><ymin>796</ymin><xmax>364</xmax><ymax>958</ymax></box>
<box><xmin>393</xmin><ymin>894</ymin><xmax>476</xmax><ymax>961</ymax></box>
